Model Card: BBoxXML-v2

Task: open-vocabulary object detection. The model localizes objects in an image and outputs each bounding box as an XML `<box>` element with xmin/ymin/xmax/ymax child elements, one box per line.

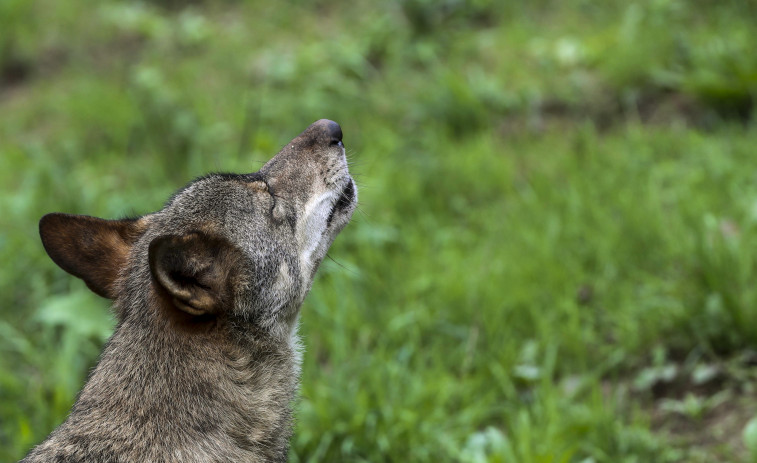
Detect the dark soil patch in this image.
<box><xmin>0</xmin><ymin>56</ymin><xmax>32</xmax><ymax>88</ymax></box>
<box><xmin>498</xmin><ymin>90</ymin><xmax>752</xmax><ymax>139</ymax></box>
<box><xmin>630</xmin><ymin>353</ymin><xmax>757</xmax><ymax>461</ymax></box>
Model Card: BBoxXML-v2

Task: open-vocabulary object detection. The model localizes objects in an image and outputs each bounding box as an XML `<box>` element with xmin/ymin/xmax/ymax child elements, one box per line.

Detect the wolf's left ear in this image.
<box><xmin>148</xmin><ymin>232</ymin><xmax>241</xmax><ymax>316</ymax></box>
<box><xmin>39</xmin><ymin>213</ymin><xmax>145</xmax><ymax>299</ymax></box>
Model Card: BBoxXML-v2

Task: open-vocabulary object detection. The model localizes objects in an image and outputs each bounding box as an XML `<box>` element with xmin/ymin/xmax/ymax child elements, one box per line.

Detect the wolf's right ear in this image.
<box><xmin>148</xmin><ymin>232</ymin><xmax>241</xmax><ymax>316</ymax></box>
<box><xmin>39</xmin><ymin>213</ymin><xmax>145</xmax><ymax>299</ymax></box>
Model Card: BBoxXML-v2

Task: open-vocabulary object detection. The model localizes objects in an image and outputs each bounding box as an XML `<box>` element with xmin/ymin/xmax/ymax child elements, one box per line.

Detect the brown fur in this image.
<box><xmin>22</xmin><ymin>120</ymin><xmax>356</xmax><ymax>462</ymax></box>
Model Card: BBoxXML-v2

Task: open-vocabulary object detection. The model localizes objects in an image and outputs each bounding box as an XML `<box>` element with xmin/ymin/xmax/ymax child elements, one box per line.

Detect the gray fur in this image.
<box><xmin>23</xmin><ymin>120</ymin><xmax>356</xmax><ymax>462</ymax></box>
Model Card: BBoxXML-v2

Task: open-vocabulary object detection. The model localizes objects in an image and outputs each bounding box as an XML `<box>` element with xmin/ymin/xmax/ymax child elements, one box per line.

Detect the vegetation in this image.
<box><xmin>1</xmin><ymin>0</ymin><xmax>756</xmax><ymax>461</ymax></box>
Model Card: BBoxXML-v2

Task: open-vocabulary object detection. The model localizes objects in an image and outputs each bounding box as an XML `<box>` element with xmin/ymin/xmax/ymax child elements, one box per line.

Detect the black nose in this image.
<box><xmin>325</xmin><ymin>120</ymin><xmax>342</xmax><ymax>144</ymax></box>
<box><xmin>311</xmin><ymin>119</ymin><xmax>342</xmax><ymax>145</ymax></box>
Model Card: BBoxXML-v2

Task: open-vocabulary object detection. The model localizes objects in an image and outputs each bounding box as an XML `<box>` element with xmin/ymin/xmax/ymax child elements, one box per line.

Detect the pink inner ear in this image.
<box><xmin>39</xmin><ymin>213</ymin><xmax>142</xmax><ymax>299</ymax></box>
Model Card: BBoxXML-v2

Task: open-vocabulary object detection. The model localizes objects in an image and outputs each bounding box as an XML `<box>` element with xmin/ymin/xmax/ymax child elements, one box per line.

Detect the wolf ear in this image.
<box><xmin>39</xmin><ymin>213</ymin><xmax>144</xmax><ymax>299</ymax></box>
<box><xmin>148</xmin><ymin>232</ymin><xmax>239</xmax><ymax>316</ymax></box>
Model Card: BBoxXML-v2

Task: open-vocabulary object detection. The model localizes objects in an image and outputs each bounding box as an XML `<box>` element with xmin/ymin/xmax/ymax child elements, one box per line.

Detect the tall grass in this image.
<box><xmin>1</xmin><ymin>0</ymin><xmax>756</xmax><ymax>461</ymax></box>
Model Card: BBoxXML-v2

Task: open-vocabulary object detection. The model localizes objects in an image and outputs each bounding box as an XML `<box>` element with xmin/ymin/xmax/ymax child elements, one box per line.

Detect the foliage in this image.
<box><xmin>1</xmin><ymin>0</ymin><xmax>756</xmax><ymax>461</ymax></box>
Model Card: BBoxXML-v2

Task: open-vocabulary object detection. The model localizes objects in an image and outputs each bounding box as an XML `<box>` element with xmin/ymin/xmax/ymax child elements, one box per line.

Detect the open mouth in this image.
<box><xmin>326</xmin><ymin>180</ymin><xmax>355</xmax><ymax>227</ymax></box>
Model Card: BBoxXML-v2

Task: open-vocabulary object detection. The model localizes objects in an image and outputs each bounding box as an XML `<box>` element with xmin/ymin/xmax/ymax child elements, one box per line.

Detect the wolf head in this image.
<box><xmin>39</xmin><ymin>119</ymin><xmax>356</xmax><ymax>335</ymax></box>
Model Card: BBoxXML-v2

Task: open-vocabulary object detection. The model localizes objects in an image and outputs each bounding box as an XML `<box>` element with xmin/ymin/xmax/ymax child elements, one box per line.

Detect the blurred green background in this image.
<box><xmin>2</xmin><ymin>0</ymin><xmax>757</xmax><ymax>461</ymax></box>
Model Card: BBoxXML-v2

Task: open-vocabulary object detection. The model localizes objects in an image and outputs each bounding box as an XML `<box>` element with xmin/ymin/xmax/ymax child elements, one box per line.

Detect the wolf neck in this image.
<box><xmin>46</xmin><ymin>296</ymin><xmax>299</xmax><ymax>462</ymax></box>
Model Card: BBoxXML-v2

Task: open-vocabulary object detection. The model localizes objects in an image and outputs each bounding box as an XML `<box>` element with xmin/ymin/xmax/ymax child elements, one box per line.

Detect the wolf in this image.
<box><xmin>22</xmin><ymin>119</ymin><xmax>356</xmax><ymax>462</ymax></box>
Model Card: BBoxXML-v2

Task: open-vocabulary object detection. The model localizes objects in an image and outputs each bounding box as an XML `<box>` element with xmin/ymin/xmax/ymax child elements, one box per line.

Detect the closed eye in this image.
<box><xmin>246</xmin><ymin>180</ymin><xmax>276</xmax><ymax>215</ymax></box>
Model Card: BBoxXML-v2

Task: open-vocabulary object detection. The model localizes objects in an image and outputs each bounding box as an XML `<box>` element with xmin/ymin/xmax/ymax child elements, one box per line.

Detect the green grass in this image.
<box><xmin>1</xmin><ymin>0</ymin><xmax>757</xmax><ymax>461</ymax></box>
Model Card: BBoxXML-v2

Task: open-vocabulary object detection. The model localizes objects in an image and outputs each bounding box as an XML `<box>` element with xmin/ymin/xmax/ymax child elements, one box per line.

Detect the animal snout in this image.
<box><xmin>259</xmin><ymin>119</ymin><xmax>349</xmax><ymax>184</ymax></box>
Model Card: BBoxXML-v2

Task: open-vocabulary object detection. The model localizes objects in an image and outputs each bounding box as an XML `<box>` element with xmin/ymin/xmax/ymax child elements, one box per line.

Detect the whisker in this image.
<box><xmin>355</xmin><ymin>206</ymin><xmax>371</xmax><ymax>222</ymax></box>
<box><xmin>325</xmin><ymin>253</ymin><xmax>360</xmax><ymax>277</ymax></box>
